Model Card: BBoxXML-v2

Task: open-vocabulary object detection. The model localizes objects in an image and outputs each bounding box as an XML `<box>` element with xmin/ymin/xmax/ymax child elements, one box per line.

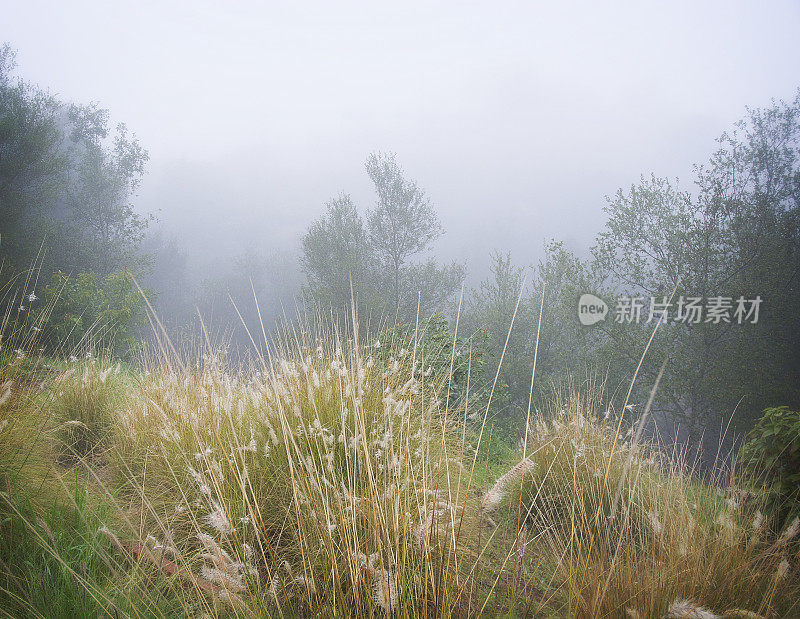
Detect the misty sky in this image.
<box><xmin>5</xmin><ymin>0</ymin><xmax>800</xmax><ymax>279</ymax></box>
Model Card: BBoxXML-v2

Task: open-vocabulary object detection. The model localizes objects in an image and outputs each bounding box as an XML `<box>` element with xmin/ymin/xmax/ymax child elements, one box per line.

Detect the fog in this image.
<box><xmin>3</xmin><ymin>0</ymin><xmax>800</xmax><ymax>451</ymax></box>
<box><xmin>7</xmin><ymin>0</ymin><xmax>800</xmax><ymax>280</ymax></box>
<box><xmin>5</xmin><ymin>5</ymin><xmax>800</xmax><ymax>608</ymax></box>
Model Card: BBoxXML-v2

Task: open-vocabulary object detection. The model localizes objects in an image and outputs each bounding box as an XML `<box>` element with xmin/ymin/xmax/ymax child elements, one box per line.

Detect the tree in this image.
<box><xmin>35</xmin><ymin>269</ymin><xmax>149</xmax><ymax>358</ymax></box>
<box><xmin>302</xmin><ymin>154</ymin><xmax>464</xmax><ymax>323</ymax></box>
<box><xmin>692</xmin><ymin>91</ymin><xmax>800</xmax><ymax>423</ymax></box>
<box><xmin>365</xmin><ymin>152</ymin><xmax>457</xmax><ymax>316</ymax></box>
<box><xmin>529</xmin><ymin>241</ymin><xmax>599</xmax><ymax>395</ymax></box>
<box><xmin>397</xmin><ymin>258</ymin><xmax>465</xmax><ymax>320</ymax></box>
<box><xmin>592</xmin><ymin>91</ymin><xmax>800</xmax><ymax>433</ymax></box>
<box><xmin>466</xmin><ymin>244</ymin><xmax>598</xmax><ymax>426</ymax></box>
<box><xmin>466</xmin><ymin>252</ymin><xmax>529</xmax><ymax>414</ymax></box>
<box><xmin>140</xmin><ymin>231</ymin><xmax>193</xmax><ymax>329</ymax></box>
<box><xmin>196</xmin><ymin>247</ymin><xmax>302</xmax><ymax>351</ymax></box>
<box><xmin>0</xmin><ymin>44</ymin><xmax>152</xmax><ymax>279</ymax></box>
<box><xmin>0</xmin><ymin>44</ymin><xmax>66</xmax><ymax>270</ymax></box>
<box><xmin>0</xmin><ymin>44</ymin><xmax>155</xmax><ymax>358</ymax></box>
<box><xmin>301</xmin><ymin>194</ymin><xmax>373</xmax><ymax>316</ymax></box>
<box><xmin>65</xmin><ymin>109</ymin><xmax>151</xmax><ymax>274</ymax></box>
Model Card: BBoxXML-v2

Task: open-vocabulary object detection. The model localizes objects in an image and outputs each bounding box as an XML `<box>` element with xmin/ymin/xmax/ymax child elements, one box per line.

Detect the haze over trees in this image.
<box><xmin>1</xmin><ymin>41</ymin><xmax>798</xmax><ymax>442</ymax></box>
<box><xmin>2</xmin><ymin>16</ymin><xmax>800</xmax><ymax>614</ymax></box>
<box><xmin>301</xmin><ymin>152</ymin><xmax>465</xmax><ymax>324</ymax></box>
<box><xmin>0</xmin><ymin>45</ymin><xmax>150</xmax><ymax>278</ymax></box>
<box><xmin>591</xmin><ymin>95</ymin><xmax>800</xmax><ymax>433</ymax></box>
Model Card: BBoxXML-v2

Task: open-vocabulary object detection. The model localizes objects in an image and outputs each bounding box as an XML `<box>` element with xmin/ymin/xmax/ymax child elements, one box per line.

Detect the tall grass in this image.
<box><xmin>100</xmin><ymin>326</ymin><xmax>477</xmax><ymax>615</ymax></box>
<box><xmin>486</xmin><ymin>391</ymin><xmax>800</xmax><ymax>617</ymax></box>
<box><xmin>1</xmin><ymin>308</ymin><xmax>798</xmax><ymax>616</ymax></box>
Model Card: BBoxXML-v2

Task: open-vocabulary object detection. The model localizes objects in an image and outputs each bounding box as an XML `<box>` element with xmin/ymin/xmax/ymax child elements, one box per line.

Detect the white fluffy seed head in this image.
<box><xmin>205</xmin><ymin>505</ymin><xmax>232</xmax><ymax>536</ymax></box>
<box><xmin>480</xmin><ymin>458</ymin><xmax>536</xmax><ymax>513</ymax></box>
<box><xmin>663</xmin><ymin>599</ymin><xmax>720</xmax><ymax>619</ymax></box>
<box><xmin>371</xmin><ymin>569</ymin><xmax>398</xmax><ymax>612</ymax></box>
<box><xmin>779</xmin><ymin>516</ymin><xmax>799</xmax><ymax>543</ymax></box>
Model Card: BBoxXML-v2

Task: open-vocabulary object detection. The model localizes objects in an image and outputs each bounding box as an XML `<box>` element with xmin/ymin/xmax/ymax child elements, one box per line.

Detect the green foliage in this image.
<box><xmin>0</xmin><ymin>43</ymin><xmax>152</xmax><ymax>287</ymax></box>
<box><xmin>64</xmin><ymin>110</ymin><xmax>152</xmax><ymax>274</ymax></box>
<box><xmin>591</xmin><ymin>92</ymin><xmax>800</xmax><ymax>432</ymax></box>
<box><xmin>739</xmin><ymin>406</ymin><xmax>800</xmax><ymax>509</ymax></box>
<box><xmin>466</xmin><ymin>244</ymin><xmax>599</xmax><ymax>428</ymax></box>
<box><xmin>50</xmin><ymin>362</ymin><xmax>124</xmax><ymax>462</ymax></box>
<box><xmin>301</xmin><ymin>194</ymin><xmax>372</xmax><ymax>317</ymax></box>
<box><xmin>0</xmin><ymin>491</ymin><xmax>107</xmax><ymax>617</ymax></box>
<box><xmin>0</xmin><ymin>44</ymin><xmax>152</xmax><ymax>362</ymax></box>
<box><xmin>365</xmin><ymin>151</ymin><xmax>451</xmax><ymax>315</ymax></box>
<box><xmin>377</xmin><ymin>312</ymin><xmax>502</xmax><ymax>420</ymax></box>
<box><xmin>0</xmin><ymin>44</ymin><xmax>66</xmax><ymax>271</ymax></box>
<box><xmin>0</xmin><ymin>475</ymin><xmax>189</xmax><ymax>617</ymax></box>
<box><xmin>36</xmin><ymin>270</ymin><xmax>148</xmax><ymax>358</ymax></box>
<box><xmin>465</xmin><ymin>252</ymin><xmax>528</xmax><ymax>417</ymax></box>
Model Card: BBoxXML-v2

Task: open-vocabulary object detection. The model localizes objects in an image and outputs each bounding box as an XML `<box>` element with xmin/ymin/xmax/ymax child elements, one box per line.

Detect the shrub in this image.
<box><xmin>481</xmin><ymin>395</ymin><xmax>800</xmax><ymax>617</ymax></box>
<box><xmin>483</xmin><ymin>392</ymin><xmax>662</xmax><ymax>543</ymax></box>
<box><xmin>376</xmin><ymin>312</ymin><xmax>503</xmax><ymax>422</ymax></box>
<box><xmin>738</xmin><ymin>406</ymin><xmax>800</xmax><ymax>512</ymax></box>
<box><xmin>36</xmin><ymin>269</ymin><xmax>148</xmax><ymax>359</ymax></box>
<box><xmin>91</xmin><ymin>330</ymin><xmax>471</xmax><ymax>615</ymax></box>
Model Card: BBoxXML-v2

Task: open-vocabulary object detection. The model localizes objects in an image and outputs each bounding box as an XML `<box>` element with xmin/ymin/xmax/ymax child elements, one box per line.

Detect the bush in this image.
<box><xmin>86</xmin><ymin>331</ymin><xmax>469</xmax><ymax>615</ymax></box>
<box><xmin>738</xmin><ymin>406</ymin><xmax>800</xmax><ymax>511</ymax></box>
<box><xmin>36</xmin><ymin>269</ymin><xmax>148</xmax><ymax>358</ymax></box>
<box><xmin>484</xmin><ymin>392</ymin><xmax>663</xmax><ymax>543</ymax></box>
<box><xmin>376</xmin><ymin>312</ymin><xmax>503</xmax><ymax>421</ymax></box>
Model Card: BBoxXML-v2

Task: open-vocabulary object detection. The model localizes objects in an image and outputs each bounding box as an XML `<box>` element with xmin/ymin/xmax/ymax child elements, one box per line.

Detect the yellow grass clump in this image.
<box><xmin>2</xmin><ymin>321</ymin><xmax>799</xmax><ymax>616</ymax></box>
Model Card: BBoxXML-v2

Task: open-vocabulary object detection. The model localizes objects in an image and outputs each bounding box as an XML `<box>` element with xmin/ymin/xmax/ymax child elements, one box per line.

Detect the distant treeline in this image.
<box><xmin>2</xmin><ymin>41</ymin><xmax>798</xmax><ymax>439</ymax></box>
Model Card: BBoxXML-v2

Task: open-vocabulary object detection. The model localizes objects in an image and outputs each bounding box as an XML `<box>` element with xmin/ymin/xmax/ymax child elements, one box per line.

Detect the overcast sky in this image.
<box><xmin>5</xmin><ymin>0</ymin><xmax>800</xmax><ymax>278</ymax></box>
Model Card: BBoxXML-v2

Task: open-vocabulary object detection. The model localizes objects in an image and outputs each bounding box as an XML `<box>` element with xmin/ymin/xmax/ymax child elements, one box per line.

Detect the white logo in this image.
<box><xmin>578</xmin><ymin>294</ymin><xmax>608</xmax><ymax>325</ymax></box>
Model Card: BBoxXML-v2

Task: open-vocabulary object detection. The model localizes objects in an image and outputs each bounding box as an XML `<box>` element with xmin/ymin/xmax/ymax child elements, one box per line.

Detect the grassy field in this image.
<box><xmin>1</xmin><ymin>322</ymin><xmax>798</xmax><ymax>617</ymax></box>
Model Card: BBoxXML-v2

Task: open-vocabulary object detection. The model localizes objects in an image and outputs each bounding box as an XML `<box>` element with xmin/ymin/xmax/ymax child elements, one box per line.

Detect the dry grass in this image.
<box><xmin>1</xmin><ymin>315</ymin><xmax>799</xmax><ymax>616</ymax></box>
<box><xmin>486</xmin><ymin>392</ymin><xmax>800</xmax><ymax>617</ymax></box>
